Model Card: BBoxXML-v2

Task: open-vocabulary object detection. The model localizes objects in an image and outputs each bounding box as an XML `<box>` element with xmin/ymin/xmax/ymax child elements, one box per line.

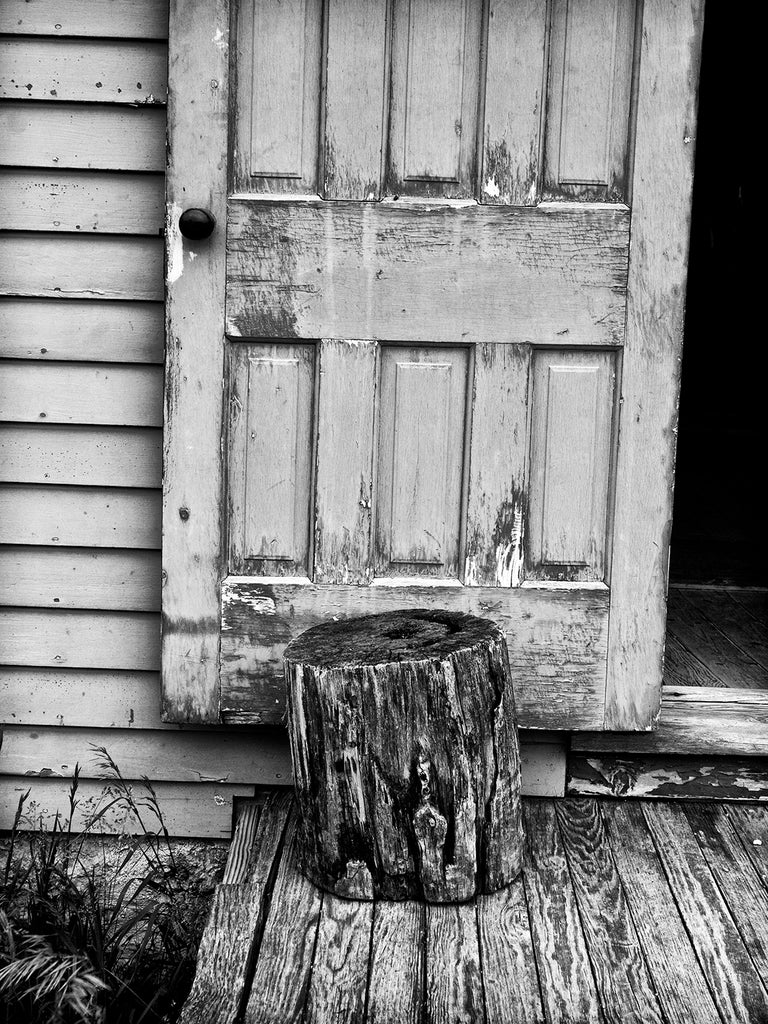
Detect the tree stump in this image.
<box><xmin>284</xmin><ymin>609</ymin><xmax>523</xmax><ymax>902</ymax></box>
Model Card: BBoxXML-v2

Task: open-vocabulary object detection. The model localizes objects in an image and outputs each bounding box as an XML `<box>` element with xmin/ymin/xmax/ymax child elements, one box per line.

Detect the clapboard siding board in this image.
<box><xmin>0</xmin><ymin>234</ymin><xmax>164</xmax><ymax>301</ymax></box>
<box><xmin>0</xmin><ymin>102</ymin><xmax>166</xmax><ymax>171</ymax></box>
<box><xmin>0</xmin><ymin>547</ymin><xmax>161</xmax><ymax>611</ymax></box>
<box><xmin>0</xmin><ymin>0</ymin><xmax>170</xmax><ymax>39</ymax></box>
<box><xmin>0</xmin><ymin>362</ymin><xmax>162</xmax><ymax>426</ymax></box>
<box><xmin>0</xmin><ymin>298</ymin><xmax>164</xmax><ymax>363</ymax></box>
<box><xmin>0</xmin><ymin>169</ymin><xmax>165</xmax><ymax>235</ymax></box>
<box><xmin>0</xmin><ymin>725</ymin><xmax>293</xmax><ymax>785</ymax></box>
<box><xmin>0</xmin><ymin>37</ymin><xmax>167</xmax><ymax>104</ymax></box>
<box><xmin>0</xmin><ymin>608</ymin><xmax>160</xmax><ymax>670</ymax></box>
<box><xmin>0</xmin><ymin>485</ymin><xmax>161</xmax><ymax>548</ymax></box>
<box><xmin>0</xmin><ymin>426</ymin><xmax>161</xmax><ymax>487</ymax></box>
<box><xmin>0</xmin><ymin>778</ymin><xmax>250</xmax><ymax>839</ymax></box>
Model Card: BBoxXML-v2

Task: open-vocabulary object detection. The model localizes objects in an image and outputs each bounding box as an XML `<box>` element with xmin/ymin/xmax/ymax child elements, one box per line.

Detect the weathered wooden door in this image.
<box><xmin>163</xmin><ymin>0</ymin><xmax>704</xmax><ymax>732</ymax></box>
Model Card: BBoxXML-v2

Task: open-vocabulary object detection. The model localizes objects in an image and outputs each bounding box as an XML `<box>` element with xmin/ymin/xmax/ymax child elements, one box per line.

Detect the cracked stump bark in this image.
<box><xmin>285</xmin><ymin>609</ymin><xmax>523</xmax><ymax>902</ymax></box>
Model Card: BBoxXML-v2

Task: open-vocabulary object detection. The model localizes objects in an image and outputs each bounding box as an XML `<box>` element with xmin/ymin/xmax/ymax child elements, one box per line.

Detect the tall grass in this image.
<box><xmin>0</xmin><ymin>750</ymin><xmax>221</xmax><ymax>1024</ymax></box>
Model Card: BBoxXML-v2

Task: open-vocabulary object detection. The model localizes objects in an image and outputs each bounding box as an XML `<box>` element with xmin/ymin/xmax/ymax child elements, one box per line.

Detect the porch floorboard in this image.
<box><xmin>180</xmin><ymin>792</ymin><xmax>768</xmax><ymax>1024</ymax></box>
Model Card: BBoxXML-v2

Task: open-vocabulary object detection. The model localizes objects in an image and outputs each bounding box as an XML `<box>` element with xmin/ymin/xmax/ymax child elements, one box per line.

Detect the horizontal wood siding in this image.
<box><xmin>0</xmin><ymin>5</ymin><xmax>207</xmax><ymax>834</ymax></box>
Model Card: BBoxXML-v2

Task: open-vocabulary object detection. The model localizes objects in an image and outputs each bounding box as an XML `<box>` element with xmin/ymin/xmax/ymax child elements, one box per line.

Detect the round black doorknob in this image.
<box><xmin>178</xmin><ymin>208</ymin><xmax>216</xmax><ymax>240</ymax></box>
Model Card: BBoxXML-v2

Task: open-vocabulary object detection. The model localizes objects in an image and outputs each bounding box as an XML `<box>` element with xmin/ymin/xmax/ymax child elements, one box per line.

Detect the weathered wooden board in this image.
<box><xmin>179</xmin><ymin>793</ymin><xmax>291</xmax><ymax>1024</ymax></box>
<box><xmin>0</xmin><ymin>485</ymin><xmax>161</xmax><ymax>548</ymax></box>
<box><xmin>568</xmin><ymin>754</ymin><xmax>768</xmax><ymax>802</ymax></box>
<box><xmin>0</xmin><ymin>425</ymin><xmax>161</xmax><ymax>487</ymax></box>
<box><xmin>220</xmin><ymin>579</ymin><xmax>609</xmax><ymax>730</ymax></box>
<box><xmin>162</xmin><ymin>0</ymin><xmax>229</xmax><ymax>725</ymax></box>
<box><xmin>602</xmin><ymin>802</ymin><xmax>722</xmax><ymax>1024</ymax></box>
<box><xmin>573</xmin><ymin>686</ymin><xmax>768</xmax><ymax>757</ymax></box>
<box><xmin>478</xmin><ymin>881</ymin><xmax>545</xmax><ymax>1024</ymax></box>
<box><xmin>556</xmin><ymin>799</ymin><xmax>664</xmax><ymax>1024</ymax></box>
<box><xmin>226</xmin><ymin>200</ymin><xmax>629</xmax><ymax>346</ymax></box>
<box><xmin>522</xmin><ymin>800</ymin><xmax>601</xmax><ymax>1024</ymax></box>
<box><xmin>0</xmin><ymin>298</ymin><xmax>164</xmax><ymax>363</ymax></box>
<box><xmin>605</xmin><ymin>0</ymin><xmax>704</xmax><ymax>728</ymax></box>
<box><xmin>481</xmin><ymin>0</ymin><xmax>548</xmax><ymax>206</ymax></box>
<box><xmin>0</xmin><ymin>608</ymin><xmax>160</xmax><ymax>670</ymax></box>
<box><xmin>304</xmin><ymin>895</ymin><xmax>374</xmax><ymax>1024</ymax></box>
<box><xmin>0</xmin><ymin>547</ymin><xmax>160</xmax><ymax>611</ymax></box>
<box><xmin>0</xmin><ymin>233</ymin><xmax>163</xmax><ymax>301</ymax></box>
<box><xmin>0</xmin><ymin>0</ymin><xmax>170</xmax><ymax>38</ymax></box>
<box><xmin>243</xmin><ymin>819</ymin><xmax>323</xmax><ymax>1024</ymax></box>
<box><xmin>663</xmin><ymin>631</ymin><xmax>725</xmax><ymax>688</ymax></box>
<box><xmin>0</xmin><ymin>38</ymin><xmax>167</xmax><ymax>104</ymax></box>
<box><xmin>425</xmin><ymin>903</ymin><xmax>485</xmax><ymax>1024</ymax></box>
<box><xmin>366</xmin><ymin>902</ymin><xmax>424</xmax><ymax>1024</ymax></box>
<box><xmin>0</xmin><ymin>362</ymin><xmax>162</xmax><ymax>426</ymax></box>
<box><xmin>0</xmin><ymin>725</ymin><xmax>292</xmax><ymax>785</ymax></box>
<box><xmin>1</xmin><ymin>667</ymin><xmax>165</xmax><ymax>730</ymax></box>
<box><xmin>0</xmin><ymin>777</ymin><xmax>252</xmax><ymax>839</ymax></box>
<box><xmin>685</xmin><ymin>589</ymin><xmax>768</xmax><ymax>673</ymax></box>
<box><xmin>0</xmin><ymin>169</ymin><xmax>165</xmax><ymax>235</ymax></box>
<box><xmin>686</xmin><ymin>803</ymin><xmax>768</xmax><ymax>987</ymax></box>
<box><xmin>728</xmin><ymin>805</ymin><xmax>768</xmax><ymax>890</ymax></box>
<box><xmin>643</xmin><ymin>802</ymin><xmax>768</xmax><ymax>1022</ymax></box>
<box><xmin>0</xmin><ymin>101</ymin><xmax>166</xmax><ymax>171</ymax></box>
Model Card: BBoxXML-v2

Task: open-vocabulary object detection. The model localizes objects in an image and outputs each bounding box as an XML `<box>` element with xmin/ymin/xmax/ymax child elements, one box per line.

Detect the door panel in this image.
<box><xmin>163</xmin><ymin>0</ymin><xmax>704</xmax><ymax>732</ymax></box>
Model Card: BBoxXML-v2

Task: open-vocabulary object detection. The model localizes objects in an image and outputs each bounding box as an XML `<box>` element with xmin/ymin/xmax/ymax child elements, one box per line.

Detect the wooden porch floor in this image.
<box><xmin>181</xmin><ymin>791</ymin><xmax>768</xmax><ymax>1024</ymax></box>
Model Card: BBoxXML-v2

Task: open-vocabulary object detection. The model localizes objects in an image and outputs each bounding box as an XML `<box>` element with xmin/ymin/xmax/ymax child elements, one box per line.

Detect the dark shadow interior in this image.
<box><xmin>670</xmin><ymin>3</ymin><xmax>765</xmax><ymax>587</ymax></box>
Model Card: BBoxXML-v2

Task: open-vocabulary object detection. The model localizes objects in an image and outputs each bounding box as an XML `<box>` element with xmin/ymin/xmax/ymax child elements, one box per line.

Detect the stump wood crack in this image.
<box><xmin>285</xmin><ymin>609</ymin><xmax>523</xmax><ymax>902</ymax></box>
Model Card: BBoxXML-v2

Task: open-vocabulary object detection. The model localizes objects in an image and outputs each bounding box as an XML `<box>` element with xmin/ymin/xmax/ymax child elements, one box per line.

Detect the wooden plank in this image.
<box><xmin>727</xmin><ymin>805</ymin><xmax>768</xmax><ymax>889</ymax></box>
<box><xmin>663</xmin><ymin>630</ymin><xmax>725</xmax><ymax>688</ymax></box>
<box><xmin>574</xmin><ymin>686</ymin><xmax>768</xmax><ymax>757</ymax></box>
<box><xmin>0</xmin><ymin>547</ymin><xmax>160</xmax><ymax>611</ymax></box>
<box><xmin>222</xmin><ymin>801</ymin><xmax>261</xmax><ymax>885</ymax></box>
<box><xmin>555</xmin><ymin>799</ymin><xmax>663</xmax><ymax>1024</ymax></box>
<box><xmin>0</xmin><ymin>608</ymin><xmax>160</xmax><ymax>670</ymax></box>
<box><xmin>220</xmin><ymin>579</ymin><xmax>609</xmax><ymax>730</ymax></box>
<box><xmin>601</xmin><ymin>802</ymin><xmax>722</xmax><ymax>1024</ymax></box>
<box><xmin>231</xmin><ymin>0</ymin><xmax>323</xmax><ymax>194</ymax></box>
<box><xmin>568</xmin><ymin>754</ymin><xmax>768</xmax><ymax>802</ymax></box>
<box><xmin>226</xmin><ymin>200</ymin><xmax>629</xmax><ymax>346</ymax></box>
<box><xmin>1</xmin><ymin>667</ymin><xmax>166</xmax><ymax>730</ymax></box>
<box><xmin>314</xmin><ymin>340</ymin><xmax>376</xmax><ymax>584</ymax></box>
<box><xmin>481</xmin><ymin>0</ymin><xmax>548</xmax><ymax>205</ymax></box>
<box><xmin>0</xmin><ymin>485</ymin><xmax>161</xmax><ymax>549</ymax></box>
<box><xmin>686</xmin><ymin>803</ymin><xmax>768</xmax><ymax>987</ymax></box>
<box><xmin>375</xmin><ymin>346</ymin><xmax>468</xmax><ymax>578</ymax></box>
<box><xmin>388</xmin><ymin>0</ymin><xmax>483</xmax><ymax>199</ymax></box>
<box><xmin>0</xmin><ymin>362</ymin><xmax>162</xmax><ymax>426</ymax></box>
<box><xmin>305</xmin><ymin>895</ymin><xmax>374</xmax><ymax>1024</ymax></box>
<box><xmin>0</xmin><ymin>102</ymin><xmax>166</xmax><ymax>171</ymax></box>
<box><xmin>478</xmin><ymin>881</ymin><xmax>544</xmax><ymax>1024</ymax></box>
<box><xmin>323</xmin><ymin>0</ymin><xmax>388</xmax><ymax>199</ymax></box>
<box><xmin>0</xmin><ymin>725</ymin><xmax>291</xmax><ymax>786</ymax></box>
<box><xmin>522</xmin><ymin>800</ymin><xmax>601</xmax><ymax>1024</ymax></box>
<box><xmin>605</xmin><ymin>0</ymin><xmax>704</xmax><ymax>728</ymax></box>
<box><xmin>464</xmin><ymin>344</ymin><xmax>529</xmax><ymax>586</ymax></box>
<box><xmin>0</xmin><ymin>425</ymin><xmax>161</xmax><ymax>487</ymax></box>
<box><xmin>666</xmin><ymin>589</ymin><xmax>767</xmax><ymax>689</ymax></box>
<box><xmin>0</xmin><ymin>298</ymin><xmax>164</xmax><ymax>363</ymax></box>
<box><xmin>366</xmin><ymin>902</ymin><xmax>424</xmax><ymax>1024</ymax></box>
<box><xmin>425</xmin><ymin>903</ymin><xmax>485</xmax><ymax>1024</ymax></box>
<box><xmin>0</xmin><ymin>777</ymin><xmax>252</xmax><ymax>839</ymax></box>
<box><xmin>162</xmin><ymin>0</ymin><xmax>229</xmax><ymax>724</ymax></box>
<box><xmin>527</xmin><ymin>350</ymin><xmax>616</xmax><ymax>582</ymax></box>
<box><xmin>243</xmin><ymin>818</ymin><xmax>323</xmax><ymax>1024</ymax></box>
<box><xmin>227</xmin><ymin>343</ymin><xmax>316</xmax><ymax>577</ymax></box>
<box><xmin>684</xmin><ymin>588</ymin><xmax>768</xmax><ymax>674</ymax></box>
<box><xmin>0</xmin><ymin>169</ymin><xmax>165</xmax><ymax>235</ymax></box>
<box><xmin>179</xmin><ymin>792</ymin><xmax>291</xmax><ymax>1024</ymax></box>
<box><xmin>544</xmin><ymin>0</ymin><xmax>637</xmax><ymax>201</ymax></box>
<box><xmin>0</xmin><ymin>0</ymin><xmax>170</xmax><ymax>38</ymax></box>
<box><xmin>0</xmin><ymin>234</ymin><xmax>163</xmax><ymax>301</ymax></box>
<box><xmin>643</xmin><ymin>802</ymin><xmax>768</xmax><ymax>1023</ymax></box>
<box><xmin>0</xmin><ymin>38</ymin><xmax>167</xmax><ymax>104</ymax></box>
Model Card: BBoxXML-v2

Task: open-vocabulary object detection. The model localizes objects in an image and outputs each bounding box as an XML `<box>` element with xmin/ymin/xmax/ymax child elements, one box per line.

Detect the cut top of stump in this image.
<box><xmin>283</xmin><ymin>609</ymin><xmax>505</xmax><ymax>668</ymax></box>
